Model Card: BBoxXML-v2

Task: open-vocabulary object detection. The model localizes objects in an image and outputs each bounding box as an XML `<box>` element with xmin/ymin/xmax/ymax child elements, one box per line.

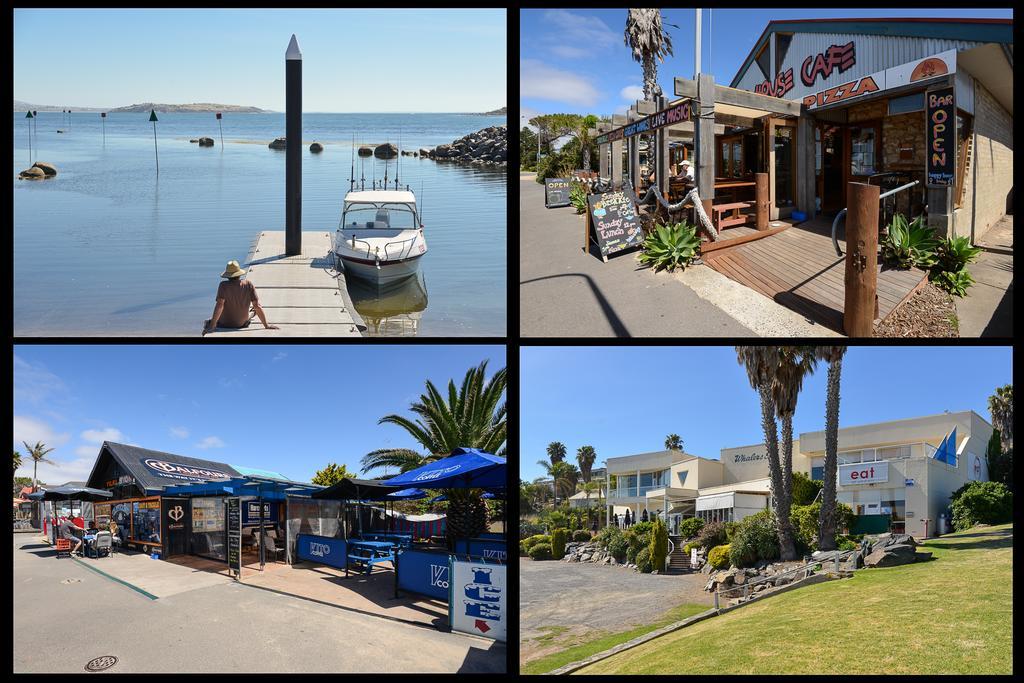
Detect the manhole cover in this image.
<box><xmin>85</xmin><ymin>655</ymin><xmax>118</xmax><ymax>672</ymax></box>
<box><xmin>61</xmin><ymin>578</ymin><xmax>82</xmax><ymax>584</ymax></box>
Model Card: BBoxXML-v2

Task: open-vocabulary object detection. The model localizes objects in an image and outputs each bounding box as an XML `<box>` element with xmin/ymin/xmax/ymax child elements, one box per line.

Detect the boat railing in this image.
<box><xmin>383</xmin><ymin>235</ymin><xmax>418</xmax><ymax>262</ymax></box>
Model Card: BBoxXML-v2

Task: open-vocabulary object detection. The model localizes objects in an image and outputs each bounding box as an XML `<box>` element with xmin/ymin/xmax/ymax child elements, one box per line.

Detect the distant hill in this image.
<box><xmin>481</xmin><ymin>106</ymin><xmax>506</xmax><ymax>116</ymax></box>
<box><xmin>13</xmin><ymin>100</ymin><xmax>268</xmax><ymax>113</ymax></box>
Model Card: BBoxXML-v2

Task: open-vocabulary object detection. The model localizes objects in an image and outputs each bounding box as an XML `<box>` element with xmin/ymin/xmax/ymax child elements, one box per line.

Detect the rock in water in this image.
<box><xmin>374</xmin><ymin>143</ymin><xmax>398</xmax><ymax>159</ymax></box>
<box><xmin>198</xmin><ymin>137</ymin><xmax>215</xmax><ymax>147</ymax></box>
<box><xmin>419</xmin><ymin>147</ymin><xmax>431</xmax><ymax>157</ymax></box>
<box><xmin>268</xmin><ymin>137</ymin><xmax>287</xmax><ymax>150</ymax></box>
<box><xmin>31</xmin><ymin>162</ymin><xmax>58</xmax><ymax>176</ymax></box>
<box><xmin>420</xmin><ymin>125</ymin><xmax>507</xmax><ymax>166</ymax></box>
<box><xmin>310</xmin><ymin>142</ymin><xmax>324</xmax><ymax>153</ymax></box>
<box><xmin>19</xmin><ymin>167</ymin><xmax>46</xmax><ymax>179</ymax></box>
<box><xmin>189</xmin><ymin>139</ymin><xmax>199</xmax><ymax>143</ymax></box>
<box><xmin>358</xmin><ymin>146</ymin><xmax>373</xmax><ymax>157</ymax></box>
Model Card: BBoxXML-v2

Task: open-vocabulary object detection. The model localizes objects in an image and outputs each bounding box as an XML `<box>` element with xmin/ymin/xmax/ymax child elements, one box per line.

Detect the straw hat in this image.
<box><xmin>221</xmin><ymin>260</ymin><xmax>246</xmax><ymax>279</ymax></box>
<box><xmin>680</xmin><ymin>159</ymin><xmax>691</xmax><ymax>166</ymax></box>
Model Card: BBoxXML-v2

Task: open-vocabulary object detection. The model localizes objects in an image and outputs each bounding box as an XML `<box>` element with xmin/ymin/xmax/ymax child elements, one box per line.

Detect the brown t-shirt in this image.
<box><xmin>216</xmin><ymin>278</ymin><xmax>259</xmax><ymax>328</ymax></box>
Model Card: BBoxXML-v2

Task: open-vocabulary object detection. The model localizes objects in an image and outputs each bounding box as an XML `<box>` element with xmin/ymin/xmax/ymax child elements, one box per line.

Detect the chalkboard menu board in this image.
<box><xmin>544</xmin><ymin>178</ymin><xmax>571</xmax><ymax>208</ymax></box>
<box><xmin>926</xmin><ymin>86</ymin><xmax>956</xmax><ymax>187</ymax></box>
<box><xmin>585</xmin><ymin>188</ymin><xmax>644</xmax><ymax>260</ymax></box>
<box><xmin>226</xmin><ymin>497</ymin><xmax>241</xmax><ymax>577</ymax></box>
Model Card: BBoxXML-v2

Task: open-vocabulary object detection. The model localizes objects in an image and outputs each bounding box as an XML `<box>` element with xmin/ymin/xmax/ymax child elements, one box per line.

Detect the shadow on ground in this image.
<box><xmin>926</xmin><ymin>527</ymin><xmax>1013</xmax><ymax>551</ymax></box>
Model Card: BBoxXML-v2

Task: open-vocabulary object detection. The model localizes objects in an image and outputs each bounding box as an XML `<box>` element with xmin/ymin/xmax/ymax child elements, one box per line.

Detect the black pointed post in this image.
<box><xmin>101</xmin><ymin>112</ymin><xmax>106</xmax><ymax>145</ymax></box>
<box><xmin>216</xmin><ymin>111</ymin><xmax>224</xmax><ymax>147</ymax></box>
<box><xmin>285</xmin><ymin>34</ymin><xmax>302</xmax><ymax>255</ymax></box>
<box><xmin>25</xmin><ymin>110</ymin><xmax>33</xmax><ymax>164</ymax></box>
<box><xmin>150</xmin><ymin>109</ymin><xmax>159</xmax><ymax>175</ymax></box>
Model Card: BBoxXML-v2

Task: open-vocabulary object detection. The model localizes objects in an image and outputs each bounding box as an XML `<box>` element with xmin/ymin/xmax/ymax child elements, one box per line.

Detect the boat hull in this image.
<box><xmin>339</xmin><ymin>252</ymin><xmax>424</xmax><ymax>284</ymax></box>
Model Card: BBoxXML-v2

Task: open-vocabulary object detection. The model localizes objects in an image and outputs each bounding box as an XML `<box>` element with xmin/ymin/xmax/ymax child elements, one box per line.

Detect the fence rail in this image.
<box><xmin>713</xmin><ymin>548</ymin><xmax>857</xmax><ymax>607</ymax></box>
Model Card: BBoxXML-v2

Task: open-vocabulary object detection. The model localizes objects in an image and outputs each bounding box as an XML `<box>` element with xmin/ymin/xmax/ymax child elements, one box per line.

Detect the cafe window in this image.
<box><xmin>774</xmin><ymin>126</ymin><xmax>795</xmax><ymax>207</ymax></box>
<box><xmin>94</xmin><ymin>503</ymin><xmax>112</xmax><ymax>528</ymax></box>
<box><xmin>132</xmin><ymin>499</ymin><xmax>162</xmax><ymax>545</ymax></box>
<box><xmin>849</xmin><ymin>125</ymin><xmax>878</xmax><ymax>176</ymax></box>
<box><xmin>888</xmin><ymin>92</ymin><xmax>924</xmax><ymax>115</ymax></box>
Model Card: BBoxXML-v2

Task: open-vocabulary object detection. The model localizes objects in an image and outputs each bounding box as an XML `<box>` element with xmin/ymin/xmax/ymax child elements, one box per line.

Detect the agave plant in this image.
<box><xmin>637</xmin><ymin>221</ymin><xmax>700</xmax><ymax>272</ymax></box>
<box><xmin>929</xmin><ymin>268</ymin><xmax>975</xmax><ymax>297</ymax></box>
<box><xmin>569</xmin><ymin>181</ymin><xmax>588</xmax><ymax>214</ymax></box>
<box><xmin>934</xmin><ymin>235</ymin><xmax>982</xmax><ymax>274</ymax></box>
<box><xmin>880</xmin><ymin>214</ymin><xmax>938</xmax><ymax>269</ymax></box>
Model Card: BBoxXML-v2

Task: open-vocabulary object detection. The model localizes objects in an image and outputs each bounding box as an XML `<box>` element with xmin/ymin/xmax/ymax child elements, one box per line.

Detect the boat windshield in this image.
<box><xmin>342</xmin><ymin>203</ymin><xmax>417</xmax><ymax>229</ymax></box>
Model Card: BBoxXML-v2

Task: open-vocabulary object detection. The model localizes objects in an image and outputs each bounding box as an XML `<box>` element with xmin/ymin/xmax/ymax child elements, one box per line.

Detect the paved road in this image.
<box><xmin>13</xmin><ymin>536</ymin><xmax>504</xmax><ymax>673</ymax></box>
<box><xmin>958</xmin><ymin>215</ymin><xmax>1013</xmax><ymax>337</ymax></box>
<box><xmin>520</xmin><ymin>175</ymin><xmax>756</xmax><ymax>337</ymax></box>
<box><xmin>520</xmin><ymin>557</ymin><xmax>712</xmax><ymax>650</ymax></box>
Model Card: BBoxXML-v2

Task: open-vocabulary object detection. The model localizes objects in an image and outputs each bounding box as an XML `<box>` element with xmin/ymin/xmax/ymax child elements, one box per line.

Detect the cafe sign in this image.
<box><xmin>594</xmin><ymin>101</ymin><xmax>692</xmax><ymax>146</ymax></box>
<box><xmin>143</xmin><ymin>458</ymin><xmax>232</xmax><ymax>482</ymax></box>
<box><xmin>802</xmin><ymin>49</ymin><xmax>955</xmax><ymax>111</ymax></box>
<box><xmin>925</xmin><ymin>85</ymin><xmax>956</xmax><ymax>187</ymax></box>
<box><xmin>839</xmin><ymin>461</ymin><xmax>889</xmax><ymax>485</ymax></box>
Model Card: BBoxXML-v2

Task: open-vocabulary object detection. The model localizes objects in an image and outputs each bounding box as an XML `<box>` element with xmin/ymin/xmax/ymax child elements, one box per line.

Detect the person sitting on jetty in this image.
<box><xmin>203</xmin><ymin>260</ymin><xmax>279</xmax><ymax>334</ymax></box>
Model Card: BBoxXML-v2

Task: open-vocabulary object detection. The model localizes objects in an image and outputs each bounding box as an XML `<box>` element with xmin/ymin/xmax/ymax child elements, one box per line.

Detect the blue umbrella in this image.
<box><xmin>386</xmin><ymin>488</ymin><xmax>428</xmax><ymax>500</ymax></box>
<box><xmin>482</xmin><ymin>492</ymin><xmax>501</xmax><ymax>499</ymax></box>
<box><xmin>380</xmin><ymin>447</ymin><xmax>505</xmax><ymax>489</ymax></box>
<box><xmin>429</xmin><ymin>494</ymin><xmax>448</xmax><ymax>503</ymax></box>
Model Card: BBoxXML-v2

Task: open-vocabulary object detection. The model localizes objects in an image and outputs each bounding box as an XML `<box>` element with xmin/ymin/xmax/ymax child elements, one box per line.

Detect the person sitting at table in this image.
<box><xmin>675</xmin><ymin>159</ymin><xmax>695</xmax><ymax>183</ymax></box>
<box><xmin>58</xmin><ymin>516</ymin><xmax>85</xmax><ymax>556</ymax></box>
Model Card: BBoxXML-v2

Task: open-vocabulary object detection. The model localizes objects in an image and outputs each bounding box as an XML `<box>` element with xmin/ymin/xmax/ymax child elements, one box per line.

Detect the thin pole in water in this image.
<box><xmin>217</xmin><ymin>111</ymin><xmax>224</xmax><ymax>147</ymax></box>
<box><xmin>32</xmin><ymin>111</ymin><xmax>38</xmax><ymax>156</ymax></box>
<box><xmin>101</xmin><ymin>112</ymin><xmax>106</xmax><ymax>145</ymax></box>
<box><xmin>25</xmin><ymin>110</ymin><xmax>33</xmax><ymax>164</ymax></box>
<box><xmin>149</xmin><ymin>109</ymin><xmax>159</xmax><ymax>175</ymax></box>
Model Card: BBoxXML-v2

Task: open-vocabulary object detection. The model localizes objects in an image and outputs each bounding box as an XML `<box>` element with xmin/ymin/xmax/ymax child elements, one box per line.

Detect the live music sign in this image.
<box><xmin>839</xmin><ymin>461</ymin><xmax>889</xmax><ymax>485</ymax></box>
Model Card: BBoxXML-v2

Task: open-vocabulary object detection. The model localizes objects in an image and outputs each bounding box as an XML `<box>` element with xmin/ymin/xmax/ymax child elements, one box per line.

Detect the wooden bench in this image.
<box><xmin>712</xmin><ymin>201</ymin><xmax>754</xmax><ymax>230</ymax></box>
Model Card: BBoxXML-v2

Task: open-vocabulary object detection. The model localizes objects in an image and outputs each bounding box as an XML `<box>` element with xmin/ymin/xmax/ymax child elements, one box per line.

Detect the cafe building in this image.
<box><xmin>605</xmin><ymin>410</ymin><xmax>992</xmax><ymax>539</ymax></box>
<box><xmin>595</xmin><ymin>17</ymin><xmax>1012</xmax><ymax>243</ymax></box>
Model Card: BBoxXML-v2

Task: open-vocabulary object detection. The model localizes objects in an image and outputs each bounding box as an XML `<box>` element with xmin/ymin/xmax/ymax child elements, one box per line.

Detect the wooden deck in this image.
<box><xmin>204</xmin><ymin>231</ymin><xmax>363</xmax><ymax>337</ymax></box>
<box><xmin>703</xmin><ymin>216</ymin><xmax>927</xmax><ymax>334</ymax></box>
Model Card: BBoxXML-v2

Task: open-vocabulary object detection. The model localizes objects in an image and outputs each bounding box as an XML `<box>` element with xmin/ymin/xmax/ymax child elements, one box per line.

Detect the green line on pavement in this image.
<box><xmin>71</xmin><ymin>556</ymin><xmax>159</xmax><ymax>601</ymax></box>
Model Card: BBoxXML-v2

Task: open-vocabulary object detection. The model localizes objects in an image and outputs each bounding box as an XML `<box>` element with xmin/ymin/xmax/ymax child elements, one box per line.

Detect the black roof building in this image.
<box><xmin>85</xmin><ymin>442</ymin><xmax>244</xmax><ymax>498</ymax></box>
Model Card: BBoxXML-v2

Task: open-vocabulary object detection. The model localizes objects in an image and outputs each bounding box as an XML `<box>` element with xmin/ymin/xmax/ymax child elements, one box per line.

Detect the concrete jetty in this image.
<box><xmin>203</xmin><ymin>231</ymin><xmax>363</xmax><ymax>337</ymax></box>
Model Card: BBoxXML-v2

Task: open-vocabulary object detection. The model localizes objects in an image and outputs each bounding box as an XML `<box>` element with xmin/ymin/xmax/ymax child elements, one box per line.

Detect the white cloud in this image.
<box><xmin>14</xmin><ymin>355</ymin><xmax>69</xmax><ymax>405</ymax></box>
<box><xmin>550</xmin><ymin>45</ymin><xmax>594</xmax><ymax>60</ymax></box>
<box><xmin>613</xmin><ymin>104</ymin><xmax>631</xmax><ymax>116</ymax></box>
<box><xmin>195</xmin><ymin>436</ymin><xmax>225</xmax><ymax>450</ymax></box>
<box><xmin>75</xmin><ymin>445</ymin><xmax>99</xmax><ymax>458</ymax></box>
<box><xmin>169</xmin><ymin>426</ymin><xmax>189</xmax><ymax>439</ymax></box>
<box><xmin>14</xmin><ymin>415</ymin><xmax>71</xmax><ymax>450</ymax></box>
<box><xmin>542</xmin><ymin>10</ymin><xmax>617</xmax><ymax>56</ymax></box>
<box><xmin>81</xmin><ymin>427</ymin><xmax>125</xmax><ymax>444</ymax></box>
<box><xmin>16</xmin><ymin>455</ymin><xmax>96</xmax><ymax>487</ymax></box>
<box><xmin>272</xmin><ymin>352</ymin><xmax>288</xmax><ymax>362</ymax></box>
<box><xmin>521</xmin><ymin>59</ymin><xmax>600</xmax><ymax>107</ymax></box>
<box><xmin>620</xmin><ymin>85</ymin><xmax>644</xmax><ymax>102</ymax></box>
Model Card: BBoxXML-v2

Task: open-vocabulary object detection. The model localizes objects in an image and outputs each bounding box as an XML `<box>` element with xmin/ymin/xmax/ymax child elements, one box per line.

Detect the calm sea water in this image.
<box><xmin>13</xmin><ymin>111</ymin><xmax>507</xmax><ymax>337</ymax></box>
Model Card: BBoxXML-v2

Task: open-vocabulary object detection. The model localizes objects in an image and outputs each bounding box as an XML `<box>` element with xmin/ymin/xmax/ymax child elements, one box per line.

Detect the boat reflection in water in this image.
<box><xmin>345</xmin><ymin>273</ymin><xmax>429</xmax><ymax>337</ymax></box>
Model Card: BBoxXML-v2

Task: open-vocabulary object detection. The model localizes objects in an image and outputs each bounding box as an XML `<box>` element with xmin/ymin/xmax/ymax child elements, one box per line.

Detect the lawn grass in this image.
<box><xmin>577</xmin><ymin>524</ymin><xmax>1013</xmax><ymax>675</ymax></box>
<box><xmin>522</xmin><ymin>602</ymin><xmax>709</xmax><ymax>675</ymax></box>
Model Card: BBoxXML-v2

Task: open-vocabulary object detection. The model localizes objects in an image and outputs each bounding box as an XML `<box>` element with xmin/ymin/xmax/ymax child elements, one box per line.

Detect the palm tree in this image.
<box><xmin>22</xmin><ymin>441</ymin><xmax>56</xmax><ymax>494</ymax></box>
<box><xmin>770</xmin><ymin>347</ymin><xmax>819</xmax><ymax>506</ymax></box>
<box><xmin>360</xmin><ymin>360</ymin><xmax>506</xmax><ymax>549</ymax></box>
<box><xmin>577</xmin><ymin>445</ymin><xmax>597</xmax><ymax>483</ymax></box>
<box><xmin>624</xmin><ymin>9</ymin><xmax>676</xmax><ymax>101</ymax></box>
<box><xmin>13</xmin><ymin>450</ymin><xmax>23</xmax><ymax>474</ymax></box>
<box><xmin>988</xmin><ymin>385</ymin><xmax>1013</xmax><ymax>452</ymax></box>
<box><xmin>546</xmin><ymin>441</ymin><xmax>567</xmax><ymax>465</ymax></box>
<box><xmin>814</xmin><ymin>346</ymin><xmax>847</xmax><ymax>550</ymax></box>
<box><xmin>664</xmin><ymin>434</ymin><xmax>683</xmax><ymax>451</ymax></box>
<box><xmin>735</xmin><ymin>347</ymin><xmax>796</xmax><ymax>561</ymax></box>
<box><xmin>536</xmin><ymin>460</ymin><xmax>579</xmax><ymax>507</ymax></box>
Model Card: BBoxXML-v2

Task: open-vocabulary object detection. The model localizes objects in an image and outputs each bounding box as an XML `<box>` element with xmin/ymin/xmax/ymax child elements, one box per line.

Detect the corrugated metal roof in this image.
<box><xmin>230</xmin><ymin>464</ymin><xmax>290</xmax><ymax>480</ymax></box>
<box><xmin>86</xmin><ymin>442</ymin><xmax>243</xmax><ymax>493</ymax></box>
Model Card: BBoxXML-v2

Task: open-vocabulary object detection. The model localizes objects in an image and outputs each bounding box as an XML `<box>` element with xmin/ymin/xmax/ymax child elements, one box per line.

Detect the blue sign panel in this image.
<box><xmin>296</xmin><ymin>534</ymin><xmax>347</xmax><ymax>570</ymax></box>
<box><xmin>397</xmin><ymin>548</ymin><xmax>450</xmax><ymax>601</ymax></box>
<box><xmin>466</xmin><ymin>539</ymin><xmax>507</xmax><ymax>562</ymax></box>
<box><xmin>242</xmin><ymin>501</ymin><xmax>278</xmax><ymax>525</ymax></box>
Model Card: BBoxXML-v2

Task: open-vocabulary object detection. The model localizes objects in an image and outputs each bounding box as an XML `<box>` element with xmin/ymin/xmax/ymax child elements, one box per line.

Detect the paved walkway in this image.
<box><xmin>957</xmin><ymin>214</ymin><xmax>1013</xmax><ymax>337</ymax></box>
<box><xmin>14</xmin><ymin>536</ymin><xmax>503</xmax><ymax>673</ymax></box>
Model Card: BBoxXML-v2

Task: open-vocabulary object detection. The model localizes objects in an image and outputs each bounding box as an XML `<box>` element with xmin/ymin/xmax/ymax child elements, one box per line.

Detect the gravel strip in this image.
<box><xmin>874</xmin><ymin>282</ymin><xmax>958</xmax><ymax>337</ymax></box>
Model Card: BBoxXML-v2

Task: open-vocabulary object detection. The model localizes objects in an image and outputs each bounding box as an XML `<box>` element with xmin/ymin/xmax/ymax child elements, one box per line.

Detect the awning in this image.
<box><xmin>311</xmin><ymin>477</ymin><xmax>407</xmax><ymax>501</ymax></box>
<box><xmin>27</xmin><ymin>485</ymin><xmax>113</xmax><ymax>502</ymax></box>
<box><xmin>695</xmin><ymin>492</ymin><xmax>735</xmax><ymax>512</ymax></box>
<box><xmin>386</xmin><ymin>488</ymin><xmax>428</xmax><ymax>500</ymax></box>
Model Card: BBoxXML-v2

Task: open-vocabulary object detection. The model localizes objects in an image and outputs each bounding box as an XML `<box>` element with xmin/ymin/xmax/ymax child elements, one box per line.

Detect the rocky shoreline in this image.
<box><xmin>419</xmin><ymin>125</ymin><xmax>506</xmax><ymax>166</ymax></box>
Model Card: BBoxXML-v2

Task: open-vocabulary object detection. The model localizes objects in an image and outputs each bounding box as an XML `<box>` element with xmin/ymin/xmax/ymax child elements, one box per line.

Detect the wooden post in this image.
<box><xmin>755</xmin><ymin>172</ymin><xmax>769</xmax><ymax>230</ymax></box>
<box><xmin>695</xmin><ymin>73</ymin><xmax>716</xmax><ymax>210</ymax></box>
<box><xmin>844</xmin><ymin>182</ymin><xmax>880</xmax><ymax>337</ymax></box>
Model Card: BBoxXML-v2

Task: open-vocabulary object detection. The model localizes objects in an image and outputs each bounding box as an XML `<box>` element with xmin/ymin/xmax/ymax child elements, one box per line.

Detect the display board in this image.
<box><xmin>462</xmin><ymin>538</ymin><xmax>508</xmax><ymax>562</ymax></box>
<box><xmin>226</xmin><ymin>497</ymin><xmax>241</xmax><ymax>578</ymax></box>
<box><xmin>243</xmin><ymin>501</ymin><xmax>278</xmax><ymax>525</ymax></box>
<box><xmin>925</xmin><ymin>85</ymin><xmax>956</xmax><ymax>187</ymax></box>
<box><xmin>396</xmin><ymin>548</ymin><xmax>450</xmax><ymax>601</ymax></box>
<box><xmin>450</xmin><ymin>560</ymin><xmax>506</xmax><ymax>642</ymax></box>
<box><xmin>585</xmin><ymin>187</ymin><xmax>644</xmax><ymax>261</ymax></box>
<box><xmin>544</xmin><ymin>177</ymin><xmax>572</xmax><ymax>208</ymax></box>
<box><xmin>131</xmin><ymin>499</ymin><xmax>161</xmax><ymax>545</ymax></box>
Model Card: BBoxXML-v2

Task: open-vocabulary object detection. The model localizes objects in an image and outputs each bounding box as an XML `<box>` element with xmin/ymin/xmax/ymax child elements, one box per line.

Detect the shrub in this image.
<box><xmin>594</xmin><ymin>525</ymin><xmax>621</xmax><ymax>549</ymax></box>
<box><xmin>724</xmin><ymin>521</ymin><xmax>741</xmax><ymax>543</ymax></box>
<box><xmin>569</xmin><ymin>181</ymin><xmax>588</xmax><ymax>215</ymax></box>
<box><xmin>607</xmin><ymin>534</ymin><xmax>628</xmax><ymax>561</ymax></box>
<box><xmin>694</xmin><ymin>521</ymin><xmax>727</xmax><ymax>551</ymax></box>
<box><xmin>880</xmin><ymin>213</ymin><xmax>938</xmax><ymax>269</ymax></box>
<box><xmin>677</xmin><ymin>517</ymin><xmax>705</xmax><ymax>540</ymax></box>
<box><xmin>520</xmin><ymin>539</ymin><xmax>529</xmax><ymax>556</ymax></box>
<box><xmin>519</xmin><ymin>521</ymin><xmax>545</xmax><ymax>539</ymax></box>
<box><xmin>729</xmin><ymin>510</ymin><xmax>780</xmax><ymax>568</ymax></box>
<box><xmin>791</xmin><ymin>501</ymin><xmax>857</xmax><ymax>552</ymax></box>
<box><xmin>929</xmin><ymin>269</ymin><xmax>975</xmax><ymax>297</ymax></box>
<box><xmin>649</xmin><ymin>519</ymin><xmax>668</xmax><ymax>573</ymax></box>
<box><xmin>708</xmin><ymin>544</ymin><xmax>732</xmax><ymax>570</ymax></box>
<box><xmin>572</xmin><ymin>530</ymin><xmax>592</xmax><ymax>542</ymax></box>
<box><xmin>635</xmin><ymin>546</ymin><xmax>654</xmax><ymax>573</ymax></box>
<box><xmin>835</xmin><ymin>537</ymin><xmax>857</xmax><ymax>551</ymax></box>
<box><xmin>547</xmin><ymin>510</ymin><xmax>568</xmax><ymax>529</ymax></box>
<box><xmin>791</xmin><ymin>471</ymin><xmax>823</xmax><ymax>506</ymax></box>
<box><xmin>929</xmin><ymin>235</ymin><xmax>982</xmax><ymax>297</ymax></box>
<box><xmin>637</xmin><ymin>221</ymin><xmax>701</xmax><ymax>273</ymax></box>
<box><xmin>682</xmin><ymin>542</ymin><xmax>697</xmax><ymax>554</ymax></box>
<box><xmin>528</xmin><ymin>543</ymin><xmax>553</xmax><ymax>561</ymax></box>
<box><xmin>950</xmin><ymin>481</ymin><xmax>1013</xmax><ymax>531</ymax></box>
<box><xmin>551</xmin><ymin>528</ymin><xmax>567</xmax><ymax>560</ymax></box>
<box><xmin>595</xmin><ymin>525</ymin><xmax>628</xmax><ymax>561</ymax></box>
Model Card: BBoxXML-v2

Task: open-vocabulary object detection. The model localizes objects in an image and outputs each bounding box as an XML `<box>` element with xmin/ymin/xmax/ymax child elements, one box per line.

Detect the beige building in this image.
<box><xmin>605</xmin><ymin>410</ymin><xmax>991</xmax><ymax>538</ymax></box>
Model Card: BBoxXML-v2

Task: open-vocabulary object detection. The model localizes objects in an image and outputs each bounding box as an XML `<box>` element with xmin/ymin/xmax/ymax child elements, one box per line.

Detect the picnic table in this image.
<box><xmin>347</xmin><ymin>539</ymin><xmax>397</xmax><ymax>575</ymax></box>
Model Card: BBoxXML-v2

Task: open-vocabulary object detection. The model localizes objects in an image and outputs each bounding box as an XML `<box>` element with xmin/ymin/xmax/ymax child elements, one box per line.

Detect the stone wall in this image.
<box><xmin>960</xmin><ymin>81</ymin><xmax>1013</xmax><ymax>242</ymax></box>
<box><xmin>882</xmin><ymin>112</ymin><xmax>925</xmax><ymax>171</ymax></box>
<box><xmin>847</xmin><ymin>99</ymin><xmax>887</xmax><ymax>123</ymax></box>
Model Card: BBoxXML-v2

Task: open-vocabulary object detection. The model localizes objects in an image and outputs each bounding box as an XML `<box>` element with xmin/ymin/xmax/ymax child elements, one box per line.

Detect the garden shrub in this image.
<box><xmin>607</xmin><ymin>534</ymin><xmax>628</xmax><ymax>561</ymax></box>
<box><xmin>791</xmin><ymin>471</ymin><xmax>823</xmax><ymax>506</ymax></box>
<box><xmin>528</xmin><ymin>543</ymin><xmax>553</xmax><ymax>561</ymax></box>
<box><xmin>625</xmin><ymin>521</ymin><xmax>655</xmax><ymax>563</ymax></box>
<box><xmin>835</xmin><ymin>537</ymin><xmax>857</xmax><ymax>551</ymax></box>
<box><xmin>547</xmin><ymin>510</ymin><xmax>568</xmax><ymax>529</ymax></box>
<box><xmin>519</xmin><ymin>521</ymin><xmax>545</xmax><ymax>538</ymax></box>
<box><xmin>682</xmin><ymin>542</ymin><xmax>697</xmax><ymax>554</ymax></box>
<box><xmin>649</xmin><ymin>519</ymin><xmax>668</xmax><ymax>573</ymax></box>
<box><xmin>729</xmin><ymin>510</ymin><xmax>780</xmax><ymax>568</ymax></box>
<box><xmin>521</xmin><ymin>534</ymin><xmax>550</xmax><ymax>552</ymax></box>
<box><xmin>950</xmin><ymin>481</ymin><xmax>1013</xmax><ymax>531</ymax></box>
<box><xmin>635</xmin><ymin>546</ymin><xmax>654</xmax><ymax>573</ymax></box>
<box><xmin>573</xmin><ymin>530</ymin><xmax>593</xmax><ymax>543</ymax></box>
<box><xmin>551</xmin><ymin>528</ymin><xmax>568</xmax><ymax>560</ymax></box>
<box><xmin>694</xmin><ymin>521</ymin><xmax>727</xmax><ymax>551</ymax></box>
<box><xmin>677</xmin><ymin>517</ymin><xmax>705</xmax><ymax>540</ymax></box>
<box><xmin>724</xmin><ymin>521</ymin><xmax>741</xmax><ymax>543</ymax></box>
<box><xmin>708</xmin><ymin>544</ymin><xmax>732</xmax><ymax>570</ymax></box>
<box><xmin>594</xmin><ymin>525</ymin><xmax>621</xmax><ymax>548</ymax></box>
<box><xmin>791</xmin><ymin>501</ymin><xmax>857</xmax><ymax>552</ymax></box>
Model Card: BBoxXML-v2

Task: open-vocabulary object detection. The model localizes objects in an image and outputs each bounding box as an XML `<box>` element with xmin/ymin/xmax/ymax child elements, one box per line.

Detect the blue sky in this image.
<box><xmin>519</xmin><ymin>7</ymin><xmax>1013</xmax><ymax>126</ymax></box>
<box><xmin>14</xmin><ymin>9</ymin><xmax>506</xmax><ymax>112</ymax></box>
<box><xmin>520</xmin><ymin>346</ymin><xmax>1012</xmax><ymax>481</ymax></box>
<box><xmin>14</xmin><ymin>345</ymin><xmax>505</xmax><ymax>486</ymax></box>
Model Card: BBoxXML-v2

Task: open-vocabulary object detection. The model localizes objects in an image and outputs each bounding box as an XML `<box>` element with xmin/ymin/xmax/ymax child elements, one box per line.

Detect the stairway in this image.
<box><xmin>666</xmin><ymin>535</ymin><xmax>692</xmax><ymax>573</ymax></box>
